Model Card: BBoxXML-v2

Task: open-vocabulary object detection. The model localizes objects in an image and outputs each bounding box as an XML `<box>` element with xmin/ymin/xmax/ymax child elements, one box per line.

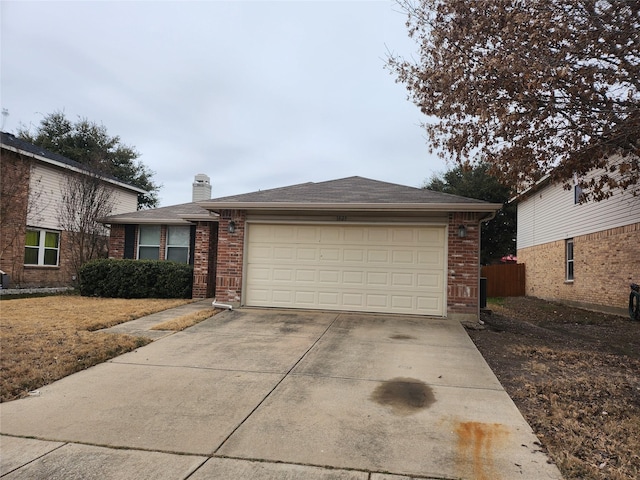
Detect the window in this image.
<box><xmin>574</xmin><ymin>184</ymin><xmax>584</xmax><ymax>204</ymax></box>
<box><xmin>24</xmin><ymin>229</ymin><xmax>60</xmax><ymax>266</ymax></box>
<box><xmin>566</xmin><ymin>239</ymin><xmax>574</xmax><ymax>281</ymax></box>
<box><xmin>166</xmin><ymin>226</ymin><xmax>190</xmax><ymax>263</ymax></box>
<box><xmin>138</xmin><ymin>225</ymin><xmax>161</xmax><ymax>260</ymax></box>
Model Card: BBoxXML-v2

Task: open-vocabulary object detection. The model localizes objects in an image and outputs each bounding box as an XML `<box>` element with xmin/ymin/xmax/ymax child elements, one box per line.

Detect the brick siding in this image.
<box><xmin>0</xmin><ymin>152</ymin><xmax>30</xmax><ymax>285</ymax></box>
<box><xmin>192</xmin><ymin>221</ymin><xmax>217</xmax><ymax>299</ymax></box>
<box><xmin>214</xmin><ymin>210</ymin><xmax>246</xmax><ymax>303</ymax></box>
<box><xmin>447</xmin><ymin>212</ymin><xmax>482</xmax><ymax>319</ymax></box>
<box><xmin>108</xmin><ymin>224</ymin><xmax>126</xmax><ymax>259</ymax></box>
<box><xmin>518</xmin><ymin>222</ymin><xmax>640</xmax><ymax>314</ymax></box>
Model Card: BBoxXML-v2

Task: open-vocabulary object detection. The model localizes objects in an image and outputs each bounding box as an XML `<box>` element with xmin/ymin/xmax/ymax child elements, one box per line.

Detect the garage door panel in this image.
<box><xmin>417</xmin><ymin>250</ymin><xmax>444</xmax><ymax>267</ymax></box>
<box><xmin>318</xmin><ymin>270</ymin><xmax>340</xmax><ymax>284</ymax></box>
<box><xmin>343</xmin><ymin>271</ymin><xmax>365</xmax><ymax>285</ymax></box>
<box><xmin>273</xmin><ymin>269</ymin><xmax>293</xmax><ymax>281</ymax></box>
<box><xmin>318</xmin><ymin>292</ymin><xmax>339</xmax><ymax>306</ymax></box>
<box><xmin>319</xmin><ymin>248</ymin><xmax>341</xmax><ymax>261</ymax></box>
<box><xmin>296</xmin><ymin>270</ymin><xmax>316</xmax><ymax>282</ymax></box>
<box><xmin>246</xmin><ymin>224</ymin><xmax>446</xmax><ymax>316</ymax></box>
<box><xmin>391</xmin><ymin>272</ymin><xmax>414</xmax><ymax>287</ymax></box>
<box><xmin>296</xmin><ymin>248</ymin><xmax>318</xmax><ymax>261</ymax></box>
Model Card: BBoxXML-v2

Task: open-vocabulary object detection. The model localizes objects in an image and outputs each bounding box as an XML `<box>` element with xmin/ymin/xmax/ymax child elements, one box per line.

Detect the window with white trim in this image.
<box><xmin>166</xmin><ymin>226</ymin><xmax>190</xmax><ymax>263</ymax></box>
<box><xmin>24</xmin><ymin>229</ymin><xmax>60</xmax><ymax>266</ymax></box>
<box><xmin>565</xmin><ymin>238</ymin><xmax>574</xmax><ymax>281</ymax></box>
<box><xmin>138</xmin><ymin>225</ymin><xmax>161</xmax><ymax>260</ymax></box>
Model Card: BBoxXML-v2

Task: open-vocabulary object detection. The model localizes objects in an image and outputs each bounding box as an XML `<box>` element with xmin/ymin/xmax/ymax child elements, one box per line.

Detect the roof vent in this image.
<box><xmin>192</xmin><ymin>174</ymin><xmax>211</xmax><ymax>202</ymax></box>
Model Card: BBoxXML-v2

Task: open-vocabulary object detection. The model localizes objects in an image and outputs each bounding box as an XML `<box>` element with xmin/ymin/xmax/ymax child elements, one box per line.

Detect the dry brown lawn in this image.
<box><xmin>150</xmin><ymin>309</ymin><xmax>218</xmax><ymax>331</ymax></box>
<box><xmin>0</xmin><ymin>295</ymin><xmax>192</xmax><ymax>402</ymax></box>
<box><xmin>468</xmin><ymin>297</ymin><xmax>640</xmax><ymax>480</ymax></box>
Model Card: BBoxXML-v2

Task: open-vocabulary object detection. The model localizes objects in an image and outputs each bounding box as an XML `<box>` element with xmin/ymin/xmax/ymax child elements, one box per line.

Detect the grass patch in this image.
<box><xmin>0</xmin><ymin>296</ymin><xmax>192</xmax><ymax>402</ymax></box>
<box><xmin>151</xmin><ymin>309</ymin><xmax>218</xmax><ymax>331</ymax></box>
<box><xmin>487</xmin><ymin>297</ymin><xmax>506</xmax><ymax>307</ymax></box>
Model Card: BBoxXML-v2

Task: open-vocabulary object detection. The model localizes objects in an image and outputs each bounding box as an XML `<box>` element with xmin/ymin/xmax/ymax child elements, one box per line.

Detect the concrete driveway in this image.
<box><xmin>0</xmin><ymin>308</ymin><xmax>562</xmax><ymax>479</ymax></box>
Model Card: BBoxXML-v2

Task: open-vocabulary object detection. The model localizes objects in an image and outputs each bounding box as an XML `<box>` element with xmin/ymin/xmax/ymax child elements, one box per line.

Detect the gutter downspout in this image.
<box><xmin>211</xmin><ymin>298</ymin><xmax>233</xmax><ymax>310</ymax></box>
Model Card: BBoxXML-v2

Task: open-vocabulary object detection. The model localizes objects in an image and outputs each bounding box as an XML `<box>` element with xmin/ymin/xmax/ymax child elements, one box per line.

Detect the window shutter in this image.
<box><xmin>124</xmin><ymin>225</ymin><xmax>136</xmax><ymax>259</ymax></box>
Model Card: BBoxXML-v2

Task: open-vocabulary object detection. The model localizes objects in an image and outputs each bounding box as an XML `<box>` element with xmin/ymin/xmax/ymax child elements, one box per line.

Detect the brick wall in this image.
<box><xmin>447</xmin><ymin>212</ymin><xmax>482</xmax><ymax>320</ymax></box>
<box><xmin>518</xmin><ymin>222</ymin><xmax>640</xmax><ymax>314</ymax></box>
<box><xmin>108</xmin><ymin>224</ymin><xmax>126</xmax><ymax>258</ymax></box>
<box><xmin>192</xmin><ymin>221</ymin><xmax>217</xmax><ymax>299</ymax></box>
<box><xmin>0</xmin><ymin>151</ymin><xmax>30</xmax><ymax>286</ymax></box>
<box><xmin>214</xmin><ymin>210</ymin><xmax>246</xmax><ymax>303</ymax></box>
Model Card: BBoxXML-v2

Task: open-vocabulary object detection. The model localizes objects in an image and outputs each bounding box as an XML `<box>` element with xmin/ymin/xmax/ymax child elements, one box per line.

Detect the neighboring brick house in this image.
<box><xmin>514</xmin><ymin>173</ymin><xmax>639</xmax><ymax>316</ymax></box>
<box><xmin>104</xmin><ymin>177</ymin><xmax>499</xmax><ymax>321</ymax></box>
<box><xmin>0</xmin><ymin>132</ymin><xmax>145</xmax><ymax>288</ymax></box>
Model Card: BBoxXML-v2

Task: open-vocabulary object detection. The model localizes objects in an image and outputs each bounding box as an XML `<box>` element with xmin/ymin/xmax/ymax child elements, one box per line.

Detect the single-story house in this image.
<box><xmin>0</xmin><ymin>132</ymin><xmax>146</xmax><ymax>289</ymax></box>
<box><xmin>103</xmin><ymin>176</ymin><xmax>500</xmax><ymax>321</ymax></box>
<box><xmin>513</xmin><ymin>172</ymin><xmax>639</xmax><ymax>315</ymax></box>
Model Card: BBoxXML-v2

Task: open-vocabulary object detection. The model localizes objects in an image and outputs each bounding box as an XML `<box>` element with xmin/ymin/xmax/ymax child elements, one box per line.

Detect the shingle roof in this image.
<box><xmin>200</xmin><ymin>176</ymin><xmax>498</xmax><ymax>212</ymax></box>
<box><xmin>1</xmin><ymin>131</ymin><xmax>146</xmax><ymax>194</ymax></box>
<box><xmin>100</xmin><ymin>202</ymin><xmax>217</xmax><ymax>224</ymax></box>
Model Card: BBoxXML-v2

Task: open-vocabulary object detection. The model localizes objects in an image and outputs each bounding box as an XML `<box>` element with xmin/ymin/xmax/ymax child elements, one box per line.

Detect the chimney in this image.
<box><xmin>192</xmin><ymin>174</ymin><xmax>211</xmax><ymax>202</ymax></box>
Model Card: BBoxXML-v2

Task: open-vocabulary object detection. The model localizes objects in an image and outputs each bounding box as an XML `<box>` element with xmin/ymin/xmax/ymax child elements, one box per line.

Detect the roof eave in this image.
<box><xmin>100</xmin><ymin>217</ymin><xmax>193</xmax><ymax>225</ymax></box>
<box><xmin>200</xmin><ymin>202</ymin><xmax>502</xmax><ymax>213</ymax></box>
<box><xmin>1</xmin><ymin>142</ymin><xmax>148</xmax><ymax>195</ymax></box>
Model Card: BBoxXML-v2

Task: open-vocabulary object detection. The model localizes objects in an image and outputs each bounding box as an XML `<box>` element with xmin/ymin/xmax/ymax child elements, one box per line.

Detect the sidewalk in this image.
<box><xmin>98</xmin><ymin>298</ymin><xmax>217</xmax><ymax>340</ymax></box>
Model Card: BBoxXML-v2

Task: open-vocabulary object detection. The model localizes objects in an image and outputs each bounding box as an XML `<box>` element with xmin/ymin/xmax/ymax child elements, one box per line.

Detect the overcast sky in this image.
<box><xmin>1</xmin><ymin>0</ymin><xmax>445</xmax><ymax>207</ymax></box>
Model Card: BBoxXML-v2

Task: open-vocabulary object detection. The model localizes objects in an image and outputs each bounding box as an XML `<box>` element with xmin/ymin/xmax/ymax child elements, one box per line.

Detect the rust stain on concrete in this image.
<box><xmin>455</xmin><ymin>421</ymin><xmax>509</xmax><ymax>480</ymax></box>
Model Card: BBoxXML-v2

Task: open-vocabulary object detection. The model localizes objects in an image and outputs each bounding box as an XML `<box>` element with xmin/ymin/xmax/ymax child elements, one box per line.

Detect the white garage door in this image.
<box><xmin>245</xmin><ymin>223</ymin><xmax>446</xmax><ymax>316</ymax></box>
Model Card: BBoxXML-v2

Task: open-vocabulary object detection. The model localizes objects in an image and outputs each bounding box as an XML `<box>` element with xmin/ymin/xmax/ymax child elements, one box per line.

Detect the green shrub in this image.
<box><xmin>79</xmin><ymin>259</ymin><xmax>193</xmax><ymax>298</ymax></box>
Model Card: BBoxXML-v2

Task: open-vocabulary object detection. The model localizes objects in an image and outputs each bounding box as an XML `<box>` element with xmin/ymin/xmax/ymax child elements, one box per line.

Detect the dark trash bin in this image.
<box><xmin>480</xmin><ymin>277</ymin><xmax>487</xmax><ymax>309</ymax></box>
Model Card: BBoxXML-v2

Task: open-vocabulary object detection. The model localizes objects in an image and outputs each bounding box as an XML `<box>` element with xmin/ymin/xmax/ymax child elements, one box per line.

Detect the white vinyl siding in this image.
<box><xmin>27</xmin><ymin>163</ymin><xmax>139</xmax><ymax>230</ymax></box>
<box><xmin>517</xmin><ymin>181</ymin><xmax>640</xmax><ymax>249</ymax></box>
<box><xmin>245</xmin><ymin>223</ymin><xmax>446</xmax><ymax>316</ymax></box>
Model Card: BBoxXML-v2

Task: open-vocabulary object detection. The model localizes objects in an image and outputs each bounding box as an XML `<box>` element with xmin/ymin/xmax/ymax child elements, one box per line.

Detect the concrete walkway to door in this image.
<box><xmin>0</xmin><ymin>308</ymin><xmax>562</xmax><ymax>479</ymax></box>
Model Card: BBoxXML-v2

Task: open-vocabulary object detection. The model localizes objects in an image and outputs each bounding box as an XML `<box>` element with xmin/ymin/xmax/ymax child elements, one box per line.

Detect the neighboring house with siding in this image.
<box><xmin>0</xmin><ymin>132</ymin><xmax>145</xmax><ymax>288</ymax></box>
<box><xmin>514</xmin><ymin>171</ymin><xmax>639</xmax><ymax>315</ymax></box>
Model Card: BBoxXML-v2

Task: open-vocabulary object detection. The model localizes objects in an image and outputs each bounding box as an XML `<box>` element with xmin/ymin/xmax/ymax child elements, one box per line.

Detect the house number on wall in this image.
<box><xmin>336</xmin><ymin>215</ymin><xmax>347</xmax><ymax>221</ymax></box>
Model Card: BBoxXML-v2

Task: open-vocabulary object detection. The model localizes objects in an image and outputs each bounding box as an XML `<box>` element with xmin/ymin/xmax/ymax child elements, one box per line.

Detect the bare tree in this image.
<box><xmin>389</xmin><ymin>0</ymin><xmax>639</xmax><ymax>201</ymax></box>
<box><xmin>57</xmin><ymin>168</ymin><xmax>115</xmax><ymax>283</ymax></box>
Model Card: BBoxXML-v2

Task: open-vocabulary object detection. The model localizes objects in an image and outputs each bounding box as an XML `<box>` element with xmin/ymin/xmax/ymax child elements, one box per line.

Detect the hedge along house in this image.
<box><xmin>0</xmin><ymin>132</ymin><xmax>146</xmax><ymax>289</ymax></box>
<box><xmin>104</xmin><ymin>177</ymin><xmax>500</xmax><ymax>321</ymax></box>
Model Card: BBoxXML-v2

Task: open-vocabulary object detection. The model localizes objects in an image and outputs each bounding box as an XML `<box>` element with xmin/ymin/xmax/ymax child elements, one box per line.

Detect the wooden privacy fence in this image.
<box><xmin>481</xmin><ymin>263</ymin><xmax>525</xmax><ymax>297</ymax></box>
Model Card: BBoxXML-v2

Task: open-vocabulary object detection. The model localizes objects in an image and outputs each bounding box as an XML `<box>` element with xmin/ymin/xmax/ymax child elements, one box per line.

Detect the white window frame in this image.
<box><xmin>165</xmin><ymin>226</ymin><xmax>190</xmax><ymax>263</ymax></box>
<box><xmin>565</xmin><ymin>238</ymin><xmax>574</xmax><ymax>282</ymax></box>
<box><xmin>138</xmin><ymin>225</ymin><xmax>161</xmax><ymax>260</ymax></box>
<box><xmin>24</xmin><ymin>228</ymin><xmax>60</xmax><ymax>266</ymax></box>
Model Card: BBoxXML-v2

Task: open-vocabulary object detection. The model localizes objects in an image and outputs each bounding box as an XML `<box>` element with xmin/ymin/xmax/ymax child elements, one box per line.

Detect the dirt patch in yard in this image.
<box><xmin>466</xmin><ymin>297</ymin><xmax>640</xmax><ymax>480</ymax></box>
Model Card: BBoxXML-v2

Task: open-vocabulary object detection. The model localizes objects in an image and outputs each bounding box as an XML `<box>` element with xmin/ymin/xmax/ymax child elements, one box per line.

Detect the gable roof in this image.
<box><xmin>100</xmin><ymin>201</ymin><xmax>218</xmax><ymax>225</ymax></box>
<box><xmin>1</xmin><ymin>131</ymin><xmax>147</xmax><ymax>194</ymax></box>
<box><xmin>200</xmin><ymin>176</ymin><xmax>500</xmax><ymax>213</ymax></box>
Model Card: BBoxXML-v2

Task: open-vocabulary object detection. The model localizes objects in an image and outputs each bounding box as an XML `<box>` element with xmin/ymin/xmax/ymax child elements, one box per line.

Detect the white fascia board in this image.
<box><xmin>2</xmin><ymin>143</ymin><xmax>148</xmax><ymax>194</ymax></box>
